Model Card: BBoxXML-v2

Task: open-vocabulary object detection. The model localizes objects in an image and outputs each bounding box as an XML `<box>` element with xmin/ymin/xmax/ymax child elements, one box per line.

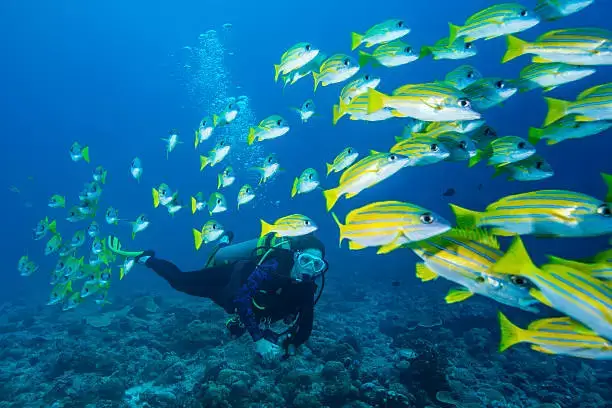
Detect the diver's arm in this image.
<box><xmin>284</xmin><ymin>284</ymin><xmax>315</xmax><ymax>349</ymax></box>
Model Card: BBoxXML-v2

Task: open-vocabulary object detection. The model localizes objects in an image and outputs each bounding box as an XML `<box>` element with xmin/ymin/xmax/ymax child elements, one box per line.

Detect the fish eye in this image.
<box><xmin>520</xmin><ymin>9</ymin><xmax>528</xmax><ymax>17</ymax></box>
<box><xmin>420</xmin><ymin>213</ymin><xmax>434</xmax><ymax>224</ymax></box>
<box><xmin>597</xmin><ymin>204</ymin><xmax>611</xmax><ymax>217</ymax></box>
<box><xmin>305</xmin><ymin>44</ymin><xmax>311</xmax><ymax>51</ymax></box>
<box><xmin>304</xmin><ymin>220</ymin><xmax>310</xmax><ymax>225</ymax></box>
<box><xmin>510</xmin><ymin>275</ymin><xmax>527</xmax><ymax>286</ymax></box>
<box><xmin>404</xmin><ymin>47</ymin><xmax>412</xmax><ymax>53</ymax></box>
<box><xmin>246</xmin><ymin>188</ymin><xmax>251</xmax><ymax>193</ymax></box>
<box><xmin>212</xmin><ymin>224</ymin><xmax>217</xmax><ymax>229</ymax></box>
<box><xmin>495</xmin><ymin>80</ymin><xmax>505</xmax><ymax>89</ymax></box>
<box><xmin>277</xmin><ymin>119</ymin><xmax>282</xmax><ymax>126</ymax></box>
<box><xmin>466</xmin><ymin>71</ymin><xmax>475</xmax><ymax>78</ymax></box>
<box><xmin>347</xmin><ymin>148</ymin><xmax>352</xmax><ymax>153</ymax></box>
<box><xmin>389</xmin><ymin>154</ymin><xmax>397</xmax><ymax>161</ymax></box>
<box><xmin>430</xmin><ymin>143</ymin><xmax>439</xmax><ymax>152</ymax></box>
<box><xmin>464</xmin><ymin>42</ymin><xmax>473</xmax><ymax>49</ymax></box>
<box><xmin>305</xmin><ymin>102</ymin><xmax>310</xmax><ymax>107</ymax></box>
<box><xmin>217</xmin><ymin>198</ymin><xmax>221</xmax><ymax>204</ymax></box>
<box><xmin>459</xmin><ymin>140</ymin><xmax>467</xmax><ymax>149</ymax></box>
<box><xmin>397</xmin><ymin>21</ymin><xmax>404</xmax><ymax>27</ymax></box>
<box><xmin>484</xmin><ymin>127</ymin><xmax>496</xmax><ymax>137</ymax></box>
<box><xmin>458</xmin><ymin>98</ymin><xmax>470</xmax><ymax>108</ymax></box>
<box><xmin>343</xmin><ymin>58</ymin><xmax>350</xmax><ymax>66</ymax></box>
<box><xmin>536</xmin><ymin>161</ymin><xmax>543</xmax><ymax>169</ymax></box>
<box><xmin>475</xmin><ymin>276</ymin><xmax>485</xmax><ymax>283</ymax></box>
<box><xmin>517</xmin><ymin>141</ymin><xmax>526</xmax><ymax>149</ymax></box>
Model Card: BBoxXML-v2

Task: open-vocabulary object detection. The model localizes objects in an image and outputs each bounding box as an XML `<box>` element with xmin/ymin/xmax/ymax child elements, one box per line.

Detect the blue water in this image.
<box><xmin>1</xmin><ymin>0</ymin><xmax>611</xmax><ymax>406</ymax></box>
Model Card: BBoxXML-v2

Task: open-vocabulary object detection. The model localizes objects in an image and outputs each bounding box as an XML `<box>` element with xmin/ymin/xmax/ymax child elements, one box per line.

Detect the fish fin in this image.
<box><xmin>492</xmin><ymin>166</ymin><xmax>503</xmax><ymax>179</ymax></box>
<box><xmin>490</xmin><ymin>228</ymin><xmax>518</xmax><ymax>236</ymax></box>
<box><xmin>443</xmin><ymin>228</ymin><xmax>500</xmax><ymax>249</ymax></box>
<box><xmin>291</xmin><ymin>177</ymin><xmax>299</xmax><ymax>198</ymax></box>
<box><xmin>260</xmin><ymin>219</ymin><xmax>273</xmax><ymax>238</ymax></box>
<box><xmin>574</xmin><ymin>115</ymin><xmax>596</xmax><ymax>122</ymax></box>
<box><xmin>191</xmin><ymin>197</ymin><xmax>197</xmax><ymax>214</ymax></box>
<box><xmin>468</xmin><ymin>149</ymin><xmax>483</xmax><ymax>167</ymax></box>
<box><xmin>445</xmin><ymin>287</ymin><xmax>473</xmax><ymax>304</ymax></box>
<box><xmin>217</xmin><ymin>174</ymin><xmax>222</xmax><ymax>189</ymax></box>
<box><xmin>332</xmin><ymin>104</ymin><xmax>343</xmax><ymax>126</ymax></box>
<box><xmin>531</xmin><ymin>345</ymin><xmax>556</xmax><ymax>354</ymax></box>
<box><xmin>415</xmin><ymin>263</ymin><xmax>438</xmax><ymax>282</ymax></box>
<box><xmin>152</xmin><ymin>188</ymin><xmax>160</xmax><ymax>208</ymax></box>
<box><xmin>312</xmin><ymin>71</ymin><xmax>320</xmax><ymax>93</ymax></box>
<box><xmin>48</xmin><ymin>220</ymin><xmax>57</xmax><ymax>234</ymax></box>
<box><xmin>376</xmin><ymin>235</ymin><xmax>403</xmax><ymax>255</ymax></box>
<box><xmin>131</xmin><ymin>231</ymin><xmax>136</xmax><ymax>240</ymax></box>
<box><xmin>325</xmin><ymin>162</ymin><xmax>334</xmax><ymax>176</ymax></box>
<box><xmin>322</xmin><ymin>186</ymin><xmax>341</xmax><ymax>211</ymax></box>
<box><xmin>490</xmin><ymin>236</ymin><xmax>539</xmax><ymax>279</ymax></box>
<box><xmin>498</xmin><ymin>312</ymin><xmax>525</xmax><ymax>352</ymax></box>
<box><xmin>419</xmin><ymin>46</ymin><xmax>432</xmax><ymax>59</ymax></box>
<box><xmin>502</xmin><ymin>35</ymin><xmax>528</xmax><ymax>63</ymax></box>
<box><xmin>330</xmin><ymin>212</ymin><xmax>345</xmax><ymax>247</ymax></box>
<box><xmin>448</xmin><ymin>22</ymin><xmax>460</xmax><ymax>45</ymax></box>
<box><xmin>369</xmin><ymin>150</ymin><xmax>381</xmax><ymax>155</ymax></box>
<box><xmin>529</xmin><ymin>288</ymin><xmax>554</xmax><ymax>308</ymax></box>
<box><xmin>543</xmin><ymin>97</ymin><xmax>570</xmax><ymax>126</ymax></box>
<box><xmin>273</xmin><ymin>64</ymin><xmax>281</xmax><ymax>82</ymax></box>
<box><xmin>542</xmin><ymin>86</ymin><xmax>557</xmax><ymax>93</ymax></box>
<box><xmin>351</xmin><ymin>32</ymin><xmax>363</xmax><ymax>51</ymax></box>
<box><xmin>119</xmin><ymin>267</ymin><xmax>125</xmax><ymax>280</ymax></box>
<box><xmin>366</xmin><ymin>88</ymin><xmax>388</xmax><ymax>114</ymax></box>
<box><xmin>546</xmin><ymin>255</ymin><xmax>590</xmax><ymax>272</ymax></box>
<box><xmin>247</xmin><ymin>127</ymin><xmax>256</xmax><ymax>145</ymax></box>
<box><xmin>81</xmin><ymin>146</ymin><xmax>90</xmax><ymax>163</ymax></box>
<box><xmin>602</xmin><ymin>172</ymin><xmax>612</xmax><ymax>202</ymax></box>
<box><xmin>348</xmin><ymin>240</ymin><xmax>367</xmax><ymax>250</ymax></box>
<box><xmin>449</xmin><ymin>203</ymin><xmax>482</xmax><ymax>229</ymax></box>
<box><xmin>192</xmin><ymin>228</ymin><xmax>203</xmax><ymax>251</ymax></box>
<box><xmin>532</xmin><ymin>56</ymin><xmax>553</xmax><ymax>64</ymax></box>
<box><xmin>194</xmin><ymin>130</ymin><xmax>199</xmax><ymax>148</ymax></box>
<box><xmin>528</xmin><ymin>127</ymin><xmax>544</xmax><ymax>145</ymax></box>
<box><xmin>358</xmin><ymin>50</ymin><xmax>379</xmax><ymax>68</ymax></box>
<box><xmin>199</xmin><ymin>155</ymin><xmax>209</xmax><ymax>171</ymax></box>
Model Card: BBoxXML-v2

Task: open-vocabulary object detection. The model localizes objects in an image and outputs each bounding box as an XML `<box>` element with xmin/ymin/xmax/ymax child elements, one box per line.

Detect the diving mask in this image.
<box><xmin>296</xmin><ymin>251</ymin><xmax>327</xmax><ymax>274</ymax></box>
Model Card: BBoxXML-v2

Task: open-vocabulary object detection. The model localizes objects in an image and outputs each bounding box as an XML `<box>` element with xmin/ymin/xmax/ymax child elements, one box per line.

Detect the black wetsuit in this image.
<box><xmin>144</xmin><ymin>256</ymin><xmax>316</xmax><ymax>350</ymax></box>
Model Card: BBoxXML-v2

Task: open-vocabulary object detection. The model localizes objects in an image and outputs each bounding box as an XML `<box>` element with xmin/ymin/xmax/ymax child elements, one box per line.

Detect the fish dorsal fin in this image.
<box><xmin>441</xmin><ymin>228</ymin><xmax>500</xmax><ymax>249</ymax></box>
<box><xmin>416</xmin><ymin>263</ymin><xmax>438</xmax><ymax>282</ymax></box>
<box><xmin>528</xmin><ymin>316</ymin><xmax>596</xmax><ymax>336</ymax></box>
<box><xmin>445</xmin><ymin>287</ymin><xmax>474</xmax><ymax>304</ymax></box>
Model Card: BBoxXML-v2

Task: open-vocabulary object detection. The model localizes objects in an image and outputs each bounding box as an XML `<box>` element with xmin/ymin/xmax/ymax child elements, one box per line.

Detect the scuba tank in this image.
<box><xmin>206</xmin><ymin>238</ymin><xmax>258</xmax><ymax>267</ymax></box>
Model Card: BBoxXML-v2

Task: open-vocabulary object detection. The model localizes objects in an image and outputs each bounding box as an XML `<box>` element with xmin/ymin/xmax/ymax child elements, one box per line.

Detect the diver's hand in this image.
<box><xmin>254</xmin><ymin>339</ymin><xmax>282</xmax><ymax>361</ymax></box>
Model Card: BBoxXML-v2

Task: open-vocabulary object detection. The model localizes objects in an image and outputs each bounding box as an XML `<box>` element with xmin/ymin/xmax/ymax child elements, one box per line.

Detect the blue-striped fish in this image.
<box><xmin>449</xmin><ymin>3</ymin><xmax>540</xmax><ymax>44</ymax></box>
<box><xmin>207</xmin><ymin>192</ymin><xmax>227</xmax><ymax>215</ymax></box>
<box><xmin>291</xmin><ymin>168</ymin><xmax>320</xmax><ymax>198</ymax></box>
<box><xmin>313</xmin><ymin>54</ymin><xmax>360</xmax><ymax>92</ymax></box>
<box><xmin>217</xmin><ymin>166</ymin><xmax>235</xmax><ymax>189</ymax></box>
<box><xmin>237</xmin><ymin>184</ymin><xmax>255</xmax><ymax>209</ymax></box>
<box><xmin>213</xmin><ymin>102</ymin><xmax>239</xmax><ymax>127</ymax></box>
<box><xmin>340</xmin><ymin>74</ymin><xmax>381</xmax><ymax>104</ymax></box>
<box><xmin>200</xmin><ymin>140</ymin><xmax>230</xmax><ymax>170</ymax></box>
<box><xmin>498</xmin><ymin>313</ymin><xmax>612</xmax><ymax>359</ymax></box>
<box><xmin>444</xmin><ymin>65</ymin><xmax>482</xmax><ymax>90</ymax></box>
<box><xmin>535</xmin><ymin>0</ymin><xmax>594</xmax><ymax>22</ymax></box>
<box><xmin>492</xmin><ymin>236</ymin><xmax>612</xmax><ymax>340</ymax></box>
<box><xmin>493</xmin><ymin>154</ymin><xmax>554</xmax><ymax>182</ymax></box>
<box><xmin>578</xmin><ymin>83</ymin><xmax>612</xmax><ymax>100</ymax></box>
<box><xmin>247</xmin><ymin>115</ymin><xmax>290</xmax><ymax>145</ymax></box>
<box><xmin>326</xmin><ymin>147</ymin><xmax>359</xmax><ymax>176</ymax></box>
<box><xmin>547</xmin><ymin>249</ymin><xmax>612</xmax><ymax>282</ymax></box>
<box><xmin>432</xmin><ymin>132</ymin><xmax>477</xmax><ymax>162</ymax></box>
<box><xmin>331</xmin><ymin>201</ymin><xmax>451</xmax><ymax>254</ymax></box>
<box><xmin>193</xmin><ymin>220</ymin><xmax>225</xmax><ymax>250</ymax></box>
<box><xmin>358</xmin><ymin>40</ymin><xmax>419</xmax><ymax>68</ymax></box>
<box><xmin>351</xmin><ymin>20</ymin><xmax>410</xmax><ymax>50</ymax></box>
<box><xmin>281</xmin><ymin>53</ymin><xmax>327</xmax><ymax>87</ymax></box>
<box><xmin>399</xmin><ymin>118</ymin><xmax>428</xmax><ymax>138</ymax></box>
<box><xmin>292</xmin><ymin>99</ymin><xmax>316</xmax><ymax>123</ymax></box>
<box><xmin>463</xmin><ymin>78</ymin><xmax>517</xmax><ymax>111</ymax></box>
<box><xmin>322</xmin><ymin>152</ymin><xmax>411</xmax><ymax>211</ymax></box>
<box><xmin>515</xmin><ymin>63</ymin><xmax>596</xmax><ymax>93</ymax></box>
<box><xmin>251</xmin><ymin>154</ymin><xmax>281</xmax><ymax>185</ymax></box>
<box><xmin>191</xmin><ymin>192</ymin><xmax>206</xmax><ymax>214</ymax></box>
<box><xmin>367</xmin><ymin>83</ymin><xmax>481</xmax><ymax>122</ymax></box>
<box><xmin>468</xmin><ymin>124</ymin><xmax>498</xmax><ymax>149</ymax></box>
<box><xmin>423</xmin><ymin>119</ymin><xmax>485</xmax><ymax>135</ymax></box>
<box><xmin>390</xmin><ymin>135</ymin><xmax>451</xmax><ymax>166</ymax></box>
<box><xmin>194</xmin><ymin>117</ymin><xmax>215</xmax><ymax>148</ymax></box>
<box><xmin>502</xmin><ymin>28</ymin><xmax>612</xmax><ymax>65</ymax></box>
<box><xmin>260</xmin><ymin>214</ymin><xmax>317</xmax><ymax>238</ymax></box>
<box><xmin>333</xmin><ymin>93</ymin><xmax>395</xmax><ymax>125</ymax></box>
<box><xmin>543</xmin><ymin>93</ymin><xmax>612</xmax><ymax>126</ymax></box>
<box><xmin>274</xmin><ymin>42</ymin><xmax>320</xmax><ymax>82</ymax></box>
<box><xmin>410</xmin><ymin>229</ymin><xmax>540</xmax><ymax>311</ymax></box>
<box><xmin>529</xmin><ymin>115</ymin><xmax>612</xmax><ymax>145</ymax></box>
<box><xmin>421</xmin><ymin>37</ymin><xmax>477</xmax><ymax>60</ymax></box>
<box><xmin>451</xmin><ymin>181</ymin><xmax>612</xmax><ymax>237</ymax></box>
<box><xmin>469</xmin><ymin>136</ymin><xmax>535</xmax><ymax>167</ymax></box>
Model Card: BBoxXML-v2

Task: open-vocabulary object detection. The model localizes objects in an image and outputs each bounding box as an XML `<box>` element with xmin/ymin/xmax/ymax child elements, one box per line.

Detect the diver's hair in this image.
<box><xmin>288</xmin><ymin>234</ymin><xmax>325</xmax><ymax>257</ymax></box>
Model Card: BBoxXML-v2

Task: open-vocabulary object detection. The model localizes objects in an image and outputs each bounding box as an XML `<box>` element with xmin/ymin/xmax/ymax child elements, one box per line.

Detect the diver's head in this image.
<box><xmin>288</xmin><ymin>234</ymin><xmax>327</xmax><ymax>282</ymax></box>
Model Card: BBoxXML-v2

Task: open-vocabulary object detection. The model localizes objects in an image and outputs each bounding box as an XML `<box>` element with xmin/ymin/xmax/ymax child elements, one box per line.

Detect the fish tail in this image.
<box><xmin>543</xmin><ymin>97</ymin><xmax>570</xmax><ymax>126</ymax></box>
<box><xmin>502</xmin><ymin>35</ymin><xmax>528</xmax><ymax>63</ymax></box>
<box><xmin>200</xmin><ymin>155</ymin><xmax>209</xmax><ymax>171</ymax></box>
<box><xmin>322</xmin><ymin>186</ymin><xmax>341</xmax><ymax>212</ymax></box>
<box><xmin>498</xmin><ymin>312</ymin><xmax>526</xmax><ymax>352</ymax></box>
<box><xmin>247</xmin><ymin>127</ymin><xmax>256</xmax><ymax>145</ymax></box>
<box><xmin>449</xmin><ymin>203</ymin><xmax>482</xmax><ymax>229</ymax></box>
<box><xmin>448</xmin><ymin>22</ymin><xmax>460</xmax><ymax>45</ymax></box>
<box><xmin>514</xmin><ymin>78</ymin><xmax>537</xmax><ymax>93</ymax></box>
<box><xmin>291</xmin><ymin>177</ymin><xmax>299</xmax><ymax>198</ymax></box>
<box><xmin>332</xmin><ymin>104</ymin><xmax>345</xmax><ymax>126</ymax></box>
<box><xmin>602</xmin><ymin>172</ymin><xmax>612</xmax><ymax>202</ymax></box>
<box><xmin>119</xmin><ymin>267</ymin><xmax>125</xmax><ymax>280</ymax></box>
<box><xmin>274</xmin><ymin>64</ymin><xmax>281</xmax><ymax>82</ymax></box>
<box><xmin>260</xmin><ymin>219</ymin><xmax>273</xmax><ymax>238</ymax></box>
<box><xmin>217</xmin><ymin>174</ymin><xmax>222</xmax><ymax>189</ymax></box>
<box><xmin>330</xmin><ymin>212</ymin><xmax>345</xmax><ymax>247</ymax></box>
<box><xmin>312</xmin><ymin>71</ymin><xmax>320</xmax><ymax>93</ymax></box>
<box><xmin>357</xmin><ymin>50</ymin><xmax>373</xmax><ymax>67</ymax></box>
<box><xmin>366</xmin><ymin>88</ymin><xmax>388</xmax><ymax>114</ymax></box>
<box><xmin>468</xmin><ymin>149</ymin><xmax>483</xmax><ymax>167</ymax></box>
<box><xmin>419</xmin><ymin>46</ymin><xmax>432</xmax><ymax>59</ymax></box>
<box><xmin>131</xmin><ymin>231</ymin><xmax>136</xmax><ymax>240</ymax></box>
<box><xmin>152</xmin><ymin>188</ymin><xmax>160</xmax><ymax>208</ymax></box>
<box><xmin>212</xmin><ymin>114</ymin><xmax>219</xmax><ymax>127</ymax></box>
<box><xmin>81</xmin><ymin>146</ymin><xmax>90</xmax><ymax>163</ymax></box>
<box><xmin>194</xmin><ymin>130</ymin><xmax>199</xmax><ymax>148</ymax></box>
<box><xmin>48</xmin><ymin>219</ymin><xmax>57</xmax><ymax>233</ymax></box>
<box><xmin>491</xmin><ymin>236</ymin><xmax>539</xmax><ymax>278</ymax></box>
<box><xmin>351</xmin><ymin>32</ymin><xmax>363</xmax><ymax>51</ymax></box>
<box><xmin>192</xmin><ymin>228</ymin><xmax>203</xmax><ymax>251</ymax></box>
<box><xmin>528</xmin><ymin>127</ymin><xmax>544</xmax><ymax>145</ymax></box>
<box><xmin>191</xmin><ymin>197</ymin><xmax>197</xmax><ymax>214</ymax></box>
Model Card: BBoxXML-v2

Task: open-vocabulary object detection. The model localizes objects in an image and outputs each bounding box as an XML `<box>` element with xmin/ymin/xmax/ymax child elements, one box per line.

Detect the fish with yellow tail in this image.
<box><xmin>498</xmin><ymin>312</ymin><xmax>612</xmax><ymax>359</ymax></box>
<box><xmin>162</xmin><ymin>129</ymin><xmax>182</xmax><ymax>159</ymax></box>
<box><xmin>543</xmin><ymin>88</ymin><xmax>612</xmax><ymax>127</ymax></box>
<box><xmin>529</xmin><ymin>115</ymin><xmax>612</xmax><ymax>146</ymax></box>
<box><xmin>152</xmin><ymin>183</ymin><xmax>175</xmax><ymax>208</ymax></box>
<box><xmin>358</xmin><ymin>40</ymin><xmax>419</xmax><ymax>68</ymax></box>
<box><xmin>492</xmin><ymin>154</ymin><xmax>554</xmax><ymax>182</ymax></box>
<box><xmin>390</xmin><ymin>136</ymin><xmax>450</xmax><ymax>166</ymax></box>
<box><xmin>409</xmin><ymin>229</ymin><xmax>540</xmax><ymax>311</ymax></box>
<box><xmin>274</xmin><ymin>42</ymin><xmax>320</xmax><ymax>82</ymax></box>
<box><xmin>193</xmin><ymin>220</ymin><xmax>224</xmax><ymax>250</ymax></box>
<box><xmin>207</xmin><ymin>192</ymin><xmax>227</xmax><ymax>215</ymax></box>
<box><xmin>340</xmin><ymin>74</ymin><xmax>381</xmax><ymax>105</ymax></box>
<box><xmin>313</xmin><ymin>54</ymin><xmax>360</xmax><ymax>92</ymax></box>
<box><xmin>194</xmin><ymin>117</ymin><xmax>215</xmax><ymax>148</ymax></box>
<box><xmin>444</xmin><ymin>65</ymin><xmax>482</xmax><ymax>90</ymax></box>
<box><xmin>332</xmin><ymin>93</ymin><xmax>395</xmax><ymax>125</ymax></box>
<box><xmin>213</xmin><ymin>102</ymin><xmax>239</xmax><ymax>127</ymax></box>
<box><xmin>247</xmin><ymin>115</ymin><xmax>290</xmax><ymax>145</ymax></box>
<box><xmin>420</xmin><ymin>37</ymin><xmax>477</xmax><ymax>61</ymax></box>
<box><xmin>130</xmin><ymin>214</ymin><xmax>149</xmax><ymax>240</ymax></box>
<box><xmin>237</xmin><ymin>184</ymin><xmax>255</xmax><ymax>209</ymax></box>
<box><xmin>546</xmin><ymin>248</ymin><xmax>612</xmax><ymax>283</ymax></box>
<box><xmin>251</xmin><ymin>154</ymin><xmax>282</xmax><ymax>185</ymax></box>
<box><xmin>260</xmin><ymin>214</ymin><xmax>317</xmax><ymax>238</ymax></box>
<box><xmin>191</xmin><ymin>192</ymin><xmax>206</xmax><ymax>214</ymax></box>
<box><xmin>291</xmin><ymin>168</ymin><xmax>320</xmax><ymax>198</ymax></box>
<box><xmin>218</xmin><ymin>166</ymin><xmax>235</xmax><ymax>189</ymax></box>
<box><xmin>451</xmin><ymin>175</ymin><xmax>612</xmax><ymax>237</ymax></box>
<box><xmin>70</xmin><ymin>142</ymin><xmax>90</xmax><ymax>163</ymax></box>
<box><xmin>323</xmin><ymin>152</ymin><xmax>410</xmax><ymax>211</ymax></box>
<box><xmin>200</xmin><ymin>140</ymin><xmax>230</xmax><ymax>170</ymax></box>
<box><xmin>326</xmin><ymin>147</ymin><xmax>359</xmax><ymax>176</ymax></box>
<box><xmin>491</xmin><ymin>236</ymin><xmax>612</xmax><ymax>340</ymax></box>
<box><xmin>469</xmin><ymin>136</ymin><xmax>536</xmax><ymax>168</ymax></box>
<box><xmin>534</xmin><ymin>0</ymin><xmax>594</xmax><ymax>22</ymax></box>
<box><xmin>351</xmin><ymin>19</ymin><xmax>410</xmax><ymax>50</ymax></box>
<box><xmin>331</xmin><ymin>201</ymin><xmax>450</xmax><ymax>255</ymax></box>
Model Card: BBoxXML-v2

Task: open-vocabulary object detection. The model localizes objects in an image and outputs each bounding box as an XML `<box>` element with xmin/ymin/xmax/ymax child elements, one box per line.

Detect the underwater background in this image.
<box><xmin>1</xmin><ymin>0</ymin><xmax>611</xmax><ymax>407</ymax></box>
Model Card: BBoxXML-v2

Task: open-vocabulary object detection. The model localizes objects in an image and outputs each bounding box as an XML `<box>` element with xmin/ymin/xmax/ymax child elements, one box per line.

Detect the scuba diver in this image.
<box><xmin>107</xmin><ymin>232</ymin><xmax>328</xmax><ymax>361</ymax></box>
